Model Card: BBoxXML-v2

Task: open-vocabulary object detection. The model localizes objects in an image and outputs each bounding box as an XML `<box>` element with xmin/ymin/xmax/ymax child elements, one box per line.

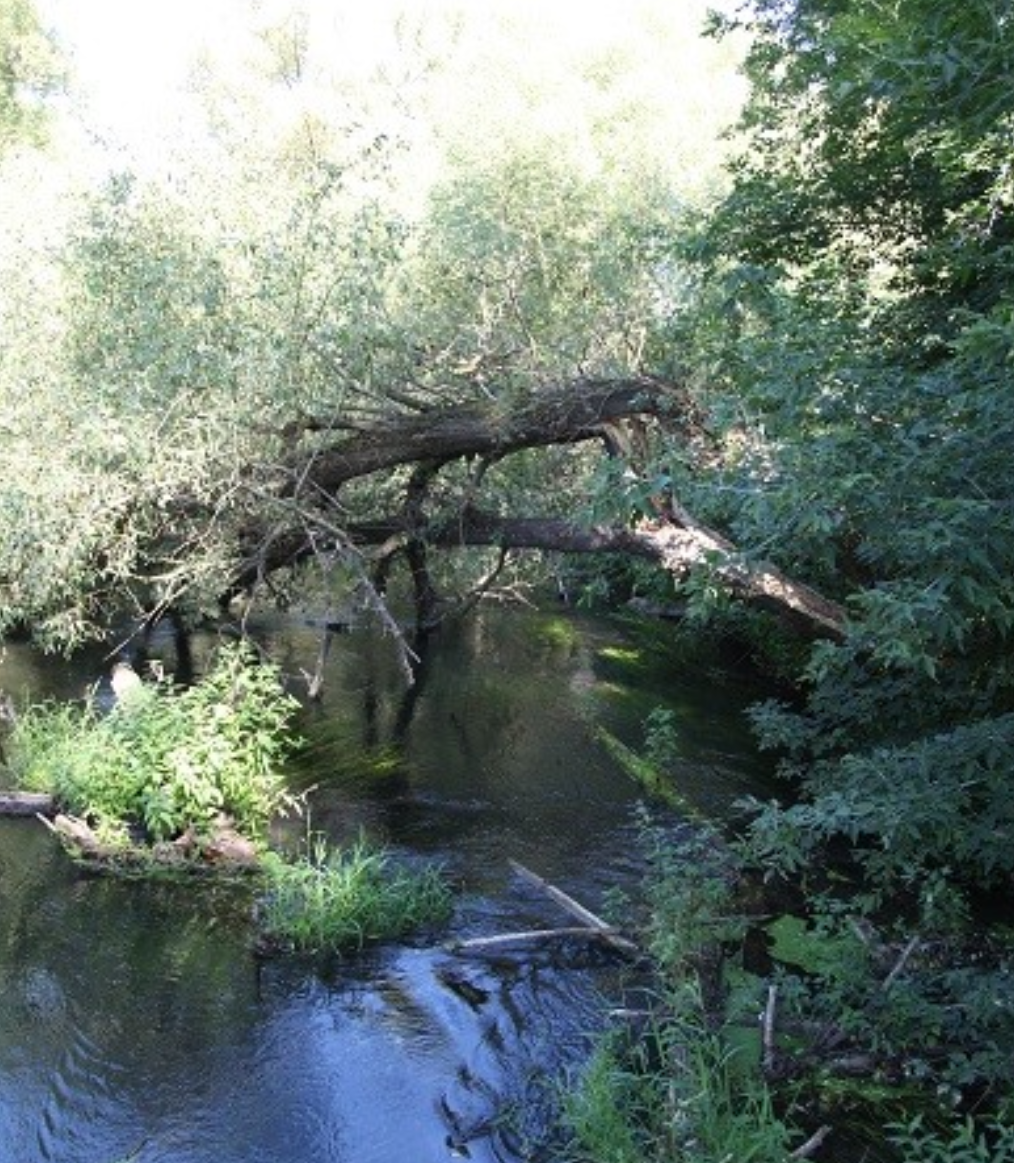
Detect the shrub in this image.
<box><xmin>563</xmin><ymin>997</ymin><xmax>793</xmax><ymax>1163</ymax></box>
<box><xmin>8</xmin><ymin>641</ymin><xmax>299</xmax><ymax>845</ymax></box>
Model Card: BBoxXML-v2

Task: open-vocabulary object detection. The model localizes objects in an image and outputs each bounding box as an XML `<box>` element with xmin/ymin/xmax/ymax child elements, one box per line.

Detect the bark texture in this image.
<box><xmin>284</xmin><ymin>376</ymin><xmax>684</xmax><ymax>495</ymax></box>
<box><xmin>347</xmin><ymin>508</ymin><xmax>846</xmax><ymax>640</ymax></box>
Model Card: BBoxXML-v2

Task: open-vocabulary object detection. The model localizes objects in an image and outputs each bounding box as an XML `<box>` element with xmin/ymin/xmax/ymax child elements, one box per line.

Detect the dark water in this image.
<box><xmin>0</xmin><ymin>607</ymin><xmax>772</xmax><ymax>1163</ymax></box>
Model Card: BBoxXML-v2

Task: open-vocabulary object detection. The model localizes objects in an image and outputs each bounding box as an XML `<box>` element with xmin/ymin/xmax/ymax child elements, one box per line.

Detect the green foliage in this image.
<box><xmin>0</xmin><ymin>0</ymin><xmax>63</xmax><ymax>153</ymax></box>
<box><xmin>648</xmin><ymin>0</ymin><xmax>1014</xmax><ymax>1112</ymax></box>
<box><xmin>563</xmin><ymin>995</ymin><xmax>793</xmax><ymax>1163</ymax></box>
<box><xmin>563</xmin><ymin>1036</ymin><xmax>645</xmax><ymax>1163</ymax></box>
<box><xmin>0</xmin><ymin>3</ymin><xmax>745</xmax><ymax>647</ymax></box>
<box><xmin>257</xmin><ymin>835</ymin><xmax>452</xmax><ymax>953</ymax></box>
<box><xmin>889</xmin><ymin>1115</ymin><xmax>1014</xmax><ymax>1163</ymax></box>
<box><xmin>9</xmin><ymin>642</ymin><xmax>299</xmax><ymax>844</ymax></box>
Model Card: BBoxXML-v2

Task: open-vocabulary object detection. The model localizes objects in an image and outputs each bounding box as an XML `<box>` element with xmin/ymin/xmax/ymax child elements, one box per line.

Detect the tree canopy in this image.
<box><xmin>658</xmin><ymin>0</ymin><xmax>1014</xmax><ymax>1104</ymax></box>
<box><xmin>0</xmin><ymin>1</ymin><xmax>745</xmax><ymax>645</ymax></box>
<box><xmin>0</xmin><ymin>0</ymin><xmax>62</xmax><ymax>152</ymax></box>
<box><xmin>684</xmin><ymin>0</ymin><xmax>1014</xmax><ymax>899</ymax></box>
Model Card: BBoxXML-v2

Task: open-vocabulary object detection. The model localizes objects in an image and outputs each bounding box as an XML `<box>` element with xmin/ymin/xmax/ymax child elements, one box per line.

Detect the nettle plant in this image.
<box><xmin>10</xmin><ymin>641</ymin><xmax>300</xmax><ymax>847</ymax></box>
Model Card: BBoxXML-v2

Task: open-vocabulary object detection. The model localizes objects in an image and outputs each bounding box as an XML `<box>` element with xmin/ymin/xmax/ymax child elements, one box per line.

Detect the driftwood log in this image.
<box><xmin>507</xmin><ymin>859</ymin><xmax>639</xmax><ymax>953</ymax></box>
<box><xmin>34</xmin><ymin>811</ymin><xmax>260</xmax><ymax>871</ymax></box>
<box><xmin>0</xmin><ymin>790</ymin><xmax>55</xmax><ymax>817</ymax></box>
<box><xmin>450</xmin><ymin>860</ymin><xmax>639</xmax><ymax>957</ymax></box>
<box><xmin>449</xmin><ymin>926</ymin><xmax>628</xmax><ymax>953</ymax></box>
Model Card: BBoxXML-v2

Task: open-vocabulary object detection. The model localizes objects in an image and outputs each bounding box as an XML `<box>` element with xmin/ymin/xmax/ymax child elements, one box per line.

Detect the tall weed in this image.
<box><xmin>257</xmin><ymin>836</ymin><xmax>452</xmax><ymax>953</ymax></box>
<box><xmin>7</xmin><ymin>641</ymin><xmax>299</xmax><ymax>845</ymax></box>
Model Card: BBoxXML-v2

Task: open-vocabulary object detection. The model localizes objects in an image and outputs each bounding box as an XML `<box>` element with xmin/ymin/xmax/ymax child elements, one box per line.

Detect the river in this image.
<box><xmin>0</xmin><ymin>606</ymin><xmax>772</xmax><ymax>1163</ymax></box>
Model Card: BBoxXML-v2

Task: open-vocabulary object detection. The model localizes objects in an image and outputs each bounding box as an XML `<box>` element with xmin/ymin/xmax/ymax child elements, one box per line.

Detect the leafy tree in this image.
<box><xmin>667</xmin><ymin>0</ymin><xmax>1014</xmax><ymax>1101</ymax></box>
<box><xmin>0</xmin><ymin>2</ymin><xmax>743</xmax><ymax>646</ymax></box>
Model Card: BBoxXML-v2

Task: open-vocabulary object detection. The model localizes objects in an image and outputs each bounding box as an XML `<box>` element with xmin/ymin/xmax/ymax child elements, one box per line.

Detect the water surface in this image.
<box><xmin>0</xmin><ymin>607</ymin><xmax>772</xmax><ymax>1162</ymax></box>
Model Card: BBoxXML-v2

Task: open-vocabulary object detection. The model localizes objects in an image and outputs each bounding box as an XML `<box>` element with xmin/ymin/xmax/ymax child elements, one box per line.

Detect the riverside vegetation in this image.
<box><xmin>3</xmin><ymin>641</ymin><xmax>451</xmax><ymax>954</ymax></box>
<box><xmin>1</xmin><ymin>0</ymin><xmax>1013</xmax><ymax>1157</ymax></box>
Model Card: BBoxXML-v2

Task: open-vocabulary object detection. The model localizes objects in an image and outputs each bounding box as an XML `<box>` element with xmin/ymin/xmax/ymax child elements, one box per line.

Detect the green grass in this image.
<box><xmin>563</xmin><ymin>998</ymin><xmax>793</xmax><ymax>1163</ymax></box>
<box><xmin>257</xmin><ymin>836</ymin><xmax>453</xmax><ymax>953</ymax></box>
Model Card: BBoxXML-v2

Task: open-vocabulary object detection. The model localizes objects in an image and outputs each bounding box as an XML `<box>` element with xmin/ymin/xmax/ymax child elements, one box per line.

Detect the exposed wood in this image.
<box><xmin>790</xmin><ymin>1126</ymin><xmax>832</xmax><ymax>1160</ymax></box>
<box><xmin>231</xmin><ymin>377</ymin><xmax>687</xmax><ymax>590</ymax></box>
<box><xmin>508</xmin><ymin>859</ymin><xmax>639</xmax><ymax>954</ymax></box>
<box><xmin>448</xmin><ymin>926</ymin><xmax>626</xmax><ymax>952</ymax></box>
<box><xmin>288</xmin><ymin>376</ymin><xmax>682</xmax><ymax>498</ymax></box>
<box><xmin>762</xmin><ymin>983</ymin><xmax>779</xmax><ymax>1075</ymax></box>
<box><xmin>881</xmin><ymin>935</ymin><xmax>920</xmax><ymax>993</ymax></box>
<box><xmin>230</xmin><ymin>373</ymin><xmax>845</xmax><ymax>642</ymax></box>
<box><xmin>347</xmin><ymin>508</ymin><xmax>846</xmax><ymax>641</ymax></box>
<box><xmin>39</xmin><ymin>812</ymin><xmax>116</xmax><ymax>859</ymax></box>
<box><xmin>0</xmin><ymin>790</ymin><xmax>55</xmax><ymax>816</ymax></box>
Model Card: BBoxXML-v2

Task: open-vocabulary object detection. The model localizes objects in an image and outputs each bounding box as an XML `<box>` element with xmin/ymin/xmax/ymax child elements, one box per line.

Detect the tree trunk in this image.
<box><xmin>346</xmin><ymin>508</ymin><xmax>846</xmax><ymax>641</ymax></box>
<box><xmin>230</xmin><ymin>374</ymin><xmax>845</xmax><ymax>642</ymax></box>
<box><xmin>284</xmin><ymin>376</ymin><xmax>686</xmax><ymax>497</ymax></box>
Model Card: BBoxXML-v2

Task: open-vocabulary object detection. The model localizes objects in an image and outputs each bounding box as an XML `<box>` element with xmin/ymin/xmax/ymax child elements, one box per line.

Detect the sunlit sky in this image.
<box><xmin>34</xmin><ymin>1</ymin><xmax>741</xmax><ymax>171</ymax></box>
<box><xmin>37</xmin><ymin>0</ymin><xmax>300</xmax><ymax>162</ymax></box>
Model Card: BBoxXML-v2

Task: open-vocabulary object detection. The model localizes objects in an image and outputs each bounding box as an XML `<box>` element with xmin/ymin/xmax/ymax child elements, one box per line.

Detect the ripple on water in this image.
<box><xmin>34</xmin><ymin>1018</ymin><xmax>134</xmax><ymax>1163</ymax></box>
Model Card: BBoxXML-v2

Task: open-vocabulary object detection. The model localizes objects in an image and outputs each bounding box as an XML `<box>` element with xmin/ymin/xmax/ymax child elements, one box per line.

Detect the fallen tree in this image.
<box><xmin>276</xmin><ymin>376</ymin><xmax>687</xmax><ymax>494</ymax></box>
<box><xmin>349</xmin><ymin>507</ymin><xmax>846</xmax><ymax>641</ymax></box>
<box><xmin>231</xmin><ymin>375</ymin><xmax>845</xmax><ymax>642</ymax></box>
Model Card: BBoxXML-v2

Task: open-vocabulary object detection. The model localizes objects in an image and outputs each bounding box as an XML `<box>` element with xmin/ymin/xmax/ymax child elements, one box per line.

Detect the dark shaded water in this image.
<box><xmin>0</xmin><ymin>607</ymin><xmax>772</xmax><ymax>1163</ymax></box>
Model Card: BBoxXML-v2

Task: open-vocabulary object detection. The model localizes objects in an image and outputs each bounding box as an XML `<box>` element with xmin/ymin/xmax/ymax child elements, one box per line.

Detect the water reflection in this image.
<box><xmin>0</xmin><ymin>607</ymin><xmax>773</xmax><ymax>1163</ymax></box>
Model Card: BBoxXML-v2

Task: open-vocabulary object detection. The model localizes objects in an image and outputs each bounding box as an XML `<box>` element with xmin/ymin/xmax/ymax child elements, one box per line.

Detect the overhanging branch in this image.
<box><xmin>229</xmin><ymin>374</ymin><xmax>844</xmax><ymax>642</ymax></box>
<box><xmin>287</xmin><ymin>375</ymin><xmax>686</xmax><ymax>496</ymax></box>
<box><xmin>346</xmin><ymin>508</ymin><xmax>846</xmax><ymax>641</ymax></box>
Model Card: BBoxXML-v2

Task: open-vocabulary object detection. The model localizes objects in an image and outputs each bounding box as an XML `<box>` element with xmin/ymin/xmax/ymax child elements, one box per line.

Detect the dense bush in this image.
<box><xmin>9</xmin><ymin>642</ymin><xmax>299</xmax><ymax>847</ymax></box>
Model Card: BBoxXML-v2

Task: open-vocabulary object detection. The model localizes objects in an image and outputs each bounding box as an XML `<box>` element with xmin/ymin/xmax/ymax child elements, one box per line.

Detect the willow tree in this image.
<box><xmin>0</xmin><ymin>0</ymin><xmax>62</xmax><ymax>153</ymax></box>
<box><xmin>0</xmin><ymin>2</ymin><xmax>754</xmax><ymax>648</ymax></box>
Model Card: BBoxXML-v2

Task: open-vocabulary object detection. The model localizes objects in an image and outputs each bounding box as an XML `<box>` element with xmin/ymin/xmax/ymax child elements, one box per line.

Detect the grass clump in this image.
<box><xmin>257</xmin><ymin>835</ymin><xmax>453</xmax><ymax>953</ymax></box>
<box><xmin>8</xmin><ymin>641</ymin><xmax>299</xmax><ymax>850</ymax></box>
<box><xmin>564</xmin><ymin>999</ymin><xmax>793</xmax><ymax>1163</ymax></box>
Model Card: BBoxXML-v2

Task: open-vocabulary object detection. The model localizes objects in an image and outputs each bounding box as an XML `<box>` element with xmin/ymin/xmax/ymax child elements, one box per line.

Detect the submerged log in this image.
<box><xmin>39</xmin><ymin>812</ymin><xmax>117</xmax><ymax>859</ymax></box>
<box><xmin>36</xmin><ymin>810</ymin><xmax>260</xmax><ymax>872</ymax></box>
<box><xmin>0</xmin><ymin>790</ymin><xmax>55</xmax><ymax>817</ymax></box>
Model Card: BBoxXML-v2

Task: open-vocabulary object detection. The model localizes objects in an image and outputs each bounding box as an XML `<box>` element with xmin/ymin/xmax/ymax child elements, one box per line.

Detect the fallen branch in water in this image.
<box><xmin>449</xmin><ymin>926</ymin><xmax>627</xmax><ymax>953</ymax></box>
<box><xmin>37</xmin><ymin>811</ymin><xmax>116</xmax><ymax>859</ymax></box>
<box><xmin>0</xmin><ymin>790</ymin><xmax>55</xmax><ymax>817</ymax></box>
<box><xmin>508</xmin><ymin>859</ymin><xmax>639</xmax><ymax>954</ymax></box>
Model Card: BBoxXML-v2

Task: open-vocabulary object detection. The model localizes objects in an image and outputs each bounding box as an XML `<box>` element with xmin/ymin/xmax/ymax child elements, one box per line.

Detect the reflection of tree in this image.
<box><xmin>355</xmin><ymin>626</ymin><xmax>434</xmax><ymax>747</ymax></box>
<box><xmin>0</xmin><ymin>845</ymin><xmax>257</xmax><ymax>1074</ymax></box>
<box><xmin>392</xmin><ymin>630</ymin><xmax>434</xmax><ymax>744</ymax></box>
